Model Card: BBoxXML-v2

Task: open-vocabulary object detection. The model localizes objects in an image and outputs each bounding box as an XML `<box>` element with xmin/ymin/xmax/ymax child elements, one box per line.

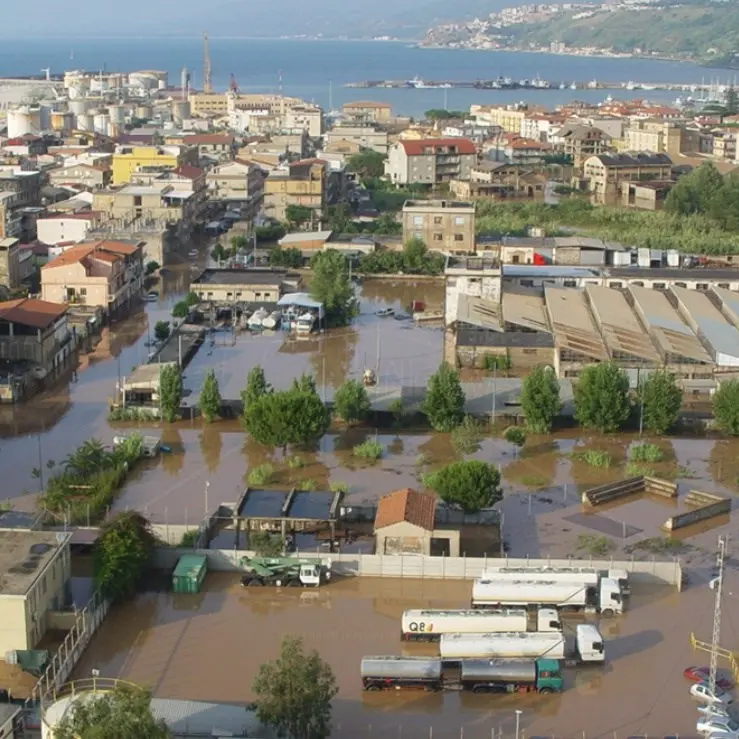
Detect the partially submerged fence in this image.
<box><xmin>581</xmin><ymin>476</ymin><xmax>677</xmax><ymax>507</ymax></box>
<box><xmin>664</xmin><ymin>490</ymin><xmax>731</xmax><ymax>532</ymax></box>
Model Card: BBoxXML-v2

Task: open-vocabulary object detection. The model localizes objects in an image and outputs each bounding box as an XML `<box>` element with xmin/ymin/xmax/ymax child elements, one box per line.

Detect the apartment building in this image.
<box><xmin>623</xmin><ymin>119</ymin><xmax>686</xmax><ymax>157</ymax></box>
<box><xmin>470</xmin><ymin>105</ymin><xmax>526</xmax><ymax>134</ymax></box>
<box><xmin>519</xmin><ymin>113</ymin><xmax>568</xmax><ymax>142</ymax></box>
<box><xmin>341</xmin><ymin>101</ymin><xmax>392</xmax><ymax>123</ymax></box>
<box><xmin>551</xmin><ymin>123</ymin><xmax>611</xmax><ymax>167</ymax></box>
<box><xmin>263</xmin><ymin>159</ymin><xmax>328</xmax><ymax>222</ymax></box>
<box><xmin>37</xmin><ymin>213</ymin><xmax>100</xmax><ymax>247</ymax></box>
<box><xmin>207</xmin><ymin>160</ymin><xmax>265</xmax><ymax>204</ymax></box>
<box><xmin>402</xmin><ymin>199</ymin><xmax>476</xmax><ymax>253</ymax></box>
<box><xmin>0</xmin><ymin>168</ymin><xmax>42</xmax><ymax>208</ymax></box>
<box><xmin>0</xmin><ymin>531</ymin><xmax>72</xmax><ymax>655</ymax></box>
<box><xmin>111</xmin><ymin>145</ymin><xmax>198</xmax><ymax>185</ymax></box>
<box><xmin>41</xmin><ymin>240</ymin><xmax>144</xmax><ymax>318</ymax></box>
<box><xmin>182</xmin><ymin>133</ymin><xmax>236</xmax><ymax>164</ymax></box>
<box><xmin>583</xmin><ymin>152</ymin><xmax>673</xmax><ymax>205</ymax></box>
<box><xmin>325</xmin><ymin>124</ymin><xmax>389</xmax><ymax>155</ymax></box>
<box><xmin>189</xmin><ymin>93</ymin><xmax>230</xmax><ymax>117</ymax></box>
<box><xmin>284</xmin><ymin>105</ymin><xmax>324</xmax><ymax>138</ymax></box>
<box><xmin>712</xmin><ymin>130</ymin><xmax>738</xmax><ymax>162</ymax></box>
<box><xmin>48</xmin><ymin>163</ymin><xmax>111</xmax><ymax>190</ymax></box>
<box><xmin>385</xmin><ymin>138</ymin><xmax>477</xmax><ymax>186</ymax></box>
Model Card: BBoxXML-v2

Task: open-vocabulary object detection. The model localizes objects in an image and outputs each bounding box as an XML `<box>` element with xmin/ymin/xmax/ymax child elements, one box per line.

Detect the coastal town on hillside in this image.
<box><xmin>1</xmin><ymin>40</ymin><xmax>739</xmax><ymax>739</ymax></box>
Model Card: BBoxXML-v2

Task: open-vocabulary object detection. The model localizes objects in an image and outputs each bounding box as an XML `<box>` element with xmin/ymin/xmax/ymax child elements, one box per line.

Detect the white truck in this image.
<box><xmin>439</xmin><ymin>624</ymin><xmax>605</xmax><ymax>665</ymax></box>
<box><xmin>401</xmin><ymin>608</ymin><xmax>561</xmax><ymax>641</ymax></box>
<box><xmin>482</xmin><ymin>565</ymin><xmax>630</xmax><ymax>596</ymax></box>
<box><xmin>472</xmin><ymin>578</ymin><xmax>623</xmax><ymax>617</ymax></box>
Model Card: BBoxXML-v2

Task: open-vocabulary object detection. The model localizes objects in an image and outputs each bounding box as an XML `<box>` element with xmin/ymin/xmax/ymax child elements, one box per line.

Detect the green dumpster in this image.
<box><xmin>172</xmin><ymin>554</ymin><xmax>208</xmax><ymax>594</ymax></box>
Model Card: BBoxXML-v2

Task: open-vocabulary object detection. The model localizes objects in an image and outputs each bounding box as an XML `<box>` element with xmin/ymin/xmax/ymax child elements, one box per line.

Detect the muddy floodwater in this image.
<box><xmin>72</xmin><ymin>573</ymin><xmax>720</xmax><ymax>738</ymax></box>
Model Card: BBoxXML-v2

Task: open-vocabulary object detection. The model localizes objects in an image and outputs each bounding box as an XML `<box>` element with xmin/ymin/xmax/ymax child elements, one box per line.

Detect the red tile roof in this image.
<box><xmin>399</xmin><ymin>138</ymin><xmax>477</xmax><ymax>156</ymax></box>
<box><xmin>172</xmin><ymin>165</ymin><xmax>204</xmax><ymax>180</ymax></box>
<box><xmin>374</xmin><ymin>488</ymin><xmax>436</xmax><ymax>532</ymax></box>
<box><xmin>0</xmin><ymin>298</ymin><xmax>66</xmax><ymax>328</ymax></box>
<box><xmin>42</xmin><ymin>240</ymin><xmax>139</xmax><ymax>269</ymax></box>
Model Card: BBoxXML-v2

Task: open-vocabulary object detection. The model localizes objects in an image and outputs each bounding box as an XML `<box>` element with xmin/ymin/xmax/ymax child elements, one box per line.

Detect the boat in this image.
<box><xmin>248</xmin><ymin>307</ymin><xmax>269</xmax><ymax>329</ymax></box>
<box><xmin>144</xmin><ymin>292</ymin><xmax>158</xmax><ymax>302</ymax></box>
<box><xmin>376</xmin><ymin>308</ymin><xmax>395</xmax><ymax>317</ymax></box>
<box><xmin>262</xmin><ymin>310</ymin><xmax>281</xmax><ymax>330</ymax></box>
<box><xmin>188</xmin><ymin>249</ymin><xmax>198</xmax><ymax>258</ymax></box>
<box><xmin>296</xmin><ymin>312</ymin><xmax>315</xmax><ymax>334</ymax></box>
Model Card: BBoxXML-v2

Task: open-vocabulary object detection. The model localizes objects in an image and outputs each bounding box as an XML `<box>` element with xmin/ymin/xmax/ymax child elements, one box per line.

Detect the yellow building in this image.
<box><xmin>189</xmin><ymin>93</ymin><xmax>230</xmax><ymax>117</ymax></box>
<box><xmin>111</xmin><ymin>145</ymin><xmax>198</xmax><ymax>185</ymax></box>
<box><xmin>263</xmin><ymin>159</ymin><xmax>328</xmax><ymax>222</ymax></box>
<box><xmin>0</xmin><ymin>530</ymin><xmax>72</xmax><ymax>655</ymax></box>
<box><xmin>470</xmin><ymin>105</ymin><xmax>526</xmax><ymax>134</ymax></box>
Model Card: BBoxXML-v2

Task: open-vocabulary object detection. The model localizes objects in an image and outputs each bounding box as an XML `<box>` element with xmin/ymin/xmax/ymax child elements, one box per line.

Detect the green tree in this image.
<box><xmin>309</xmin><ymin>250</ymin><xmax>357</xmax><ymax>327</ymax></box>
<box><xmin>639</xmin><ymin>370</ymin><xmax>682</xmax><ymax>434</ymax></box>
<box><xmin>713</xmin><ymin>379</ymin><xmax>739</xmax><ymax>435</ymax></box>
<box><xmin>211</xmin><ymin>242</ymin><xmax>227</xmax><ymax>263</ymax></box>
<box><xmin>425</xmin><ymin>108</ymin><xmax>466</xmax><ymax>120</ymax></box>
<box><xmin>185</xmin><ymin>291</ymin><xmax>201</xmax><ymax>307</ymax></box>
<box><xmin>54</xmin><ymin>685</ymin><xmax>170</xmax><ymax>739</ymax></box>
<box><xmin>422</xmin><ymin>363</ymin><xmax>465</xmax><ymax>432</ymax></box>
<box><xmin>250</xmin><ymin>531</ymin><xmax>284</xmax><ymax>557</ymax></box>
<box><xmin>268</xmin><ymin>247</ymin><xmax>303</xmax><ymax>268</ymax></box>
<box><xmin>727</xmin><ymin>87</ymin><xmax>739</xmax><ymax>115</ymax></box>
<box><xmin>372</xmin><ymin>213</ymin><xmax>401</xmax><ymax>235</ymax></box>
<box><xmin>199</xmin><ymin>369</ymin><xmax>222</xmax><ymax>423</ymax></box>
<box><xmin>231</xmin><ymin>234</ymin><xmax>248</xmax><ymax>253</ymax></box>
<box><xmin>244</xmin><ymin>390</ymin><xmax>331</xmax><ymax>449</ymax></box>
<box><xmin>159</xmin><ymin>364</ymin><xmax>183</xmax><ymax>423</ymax></box>
<box><xmin>94</xmin><ymin>512</ymin><xmax>156</xmax><ymax>603</ymax></box>
<box><xmin>403</xmin><ymin>237</ymin><xmax>427</xmax><ymax>272</ymax></box>
<box><xmin>333</xmin><ymin>380</ymin><xmax>370</xmax><ymax>424</ymax></box>
<box><xmin>256</xmin><ymin>223</ymin><xmax>287</xmax><ymax>243</ymax></box>
<box><xmin>241</xmin><ymin>366</ymin><xmax>272</xmax><ymax>419</ymax></box>
<box><xmin>346</xmin><ymin>150</ymin><xmax>387</xmax><ymax>179</ymax></box>
<box><xmin>153</xmin><ymin>320</ymin><xmax>170</xmax><ymax>342</ymax></box>
<box><xmin>521</xmin><ymin>366</ymin><xmax>561</xmax><ymax>433</ymax></box>
<box><xmin>424</xmin><ymin>460</ymin><xmax>502</xmax><ymax>513</ymax></box>
<box><xmin>292</xmin><ymin>373</ymin><xmax>318</xmax><ymax>395</ymax></box>
<box><xmin>145</xmin><ymin>260</ymin><xmax>160</xmax><ymax>275</ymax></box>
<box><xmin>286</xmin><ymin>204</ymin><xmax>313</xmax><ymax>228</ymax></box>
<box><xmin>665</xmin><ymin>163</ymin><xmax>725</xmax><ymax>216</ymax></box>
<box><xmin>171</xmin><ymin>301</ymin><xmax>189</xmax><ymax>319</ymax></box>
<box><xmin>574</xmin><ymin>362</ymin><xmax>631</xmax><ymax>433</ymax></box>
<box><xmin>326</xmin><ymin>203</ymin><xmax>355</xmax><ymax>233</ymax></box>
<box><xmin>253</xmin><ymin>635</ymin><xmax>337</xmax><ymax>739</ymax></box>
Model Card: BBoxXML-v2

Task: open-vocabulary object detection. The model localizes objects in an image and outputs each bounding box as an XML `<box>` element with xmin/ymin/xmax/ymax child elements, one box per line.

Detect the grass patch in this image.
<box><xmin>678</xmin><ymin>465</ymin><xmax>700</xmax><ymax>479</ymax></box>
<box><xmin>287</xmin><ymin>455</ymin><xmax>305</xmax><ymax>470</ymax></box>
<box><xmin>353</xmin><ymin>440</ymin><xmax>384</xmax><ymax>460</ymax></box>
<box><xmin>572</xmin><ymin>450</ymin><xmax>612</xmax><ymax>468</ymax></box>
<box><xmin>329</xmin><ymin>480</ymin><xmax>350</xmax><ymax>494</ymax></box>
<box><xmin>630</xmin><ymin>443</ymin><xmax>664</xmax><ymax>463</ymax></box>
<box><xmin>519</xmin><ymin>475</ymin><xmax>549</xmax><ymax>488</ymax></box>
<box><xmin>247</xmin><ymin>463</ymin><xmax>275</xmax><ymax>486</ymax></box>
<box><xmin>298</xmin><ymin>479</ymin><xmax>316</xmax><ymax>491</ymax></box>
<box><xmin>179</xmin><ymin>530</ymin><xmax>199</xmax><ymax>547</ymax></box>
<box><xmin>415</xmin><ymin>453</ymin><xmax>429</xmax><ymax>467</ymax></box>
<box><xmin>451</xmin><ymin>416</ymin><xmax>484</xmax><ymax>455</ymax></box>
<box><xmin>576</xmin><ymin>534</ymin><xmax>616</xmax><ymax>557</ymax></box>
<box><xmin>625</xmin><ymin>462</ymin><xmax>656</xmax><ymax>478</ymax></box>
<box><xmin>504</xmin><ymin>427</ymin><xmax>527</xmax><ymax>447</ymax></box>
<box><xmin>107</xmin><ymin>407</ymin><xmax>158</xmax><ymax>422</ymax></box>
<box><xmin>626</xmin><ymin>536</ymin><xmax>689</xmax><ymax>554</ymax></box>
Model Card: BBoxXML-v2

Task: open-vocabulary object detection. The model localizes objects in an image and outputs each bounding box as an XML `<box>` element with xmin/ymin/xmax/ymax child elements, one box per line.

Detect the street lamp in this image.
<box><xmin>515</xmin><ymin>710</ymin><xmax>522</xmax><ymax>739</ymax></box>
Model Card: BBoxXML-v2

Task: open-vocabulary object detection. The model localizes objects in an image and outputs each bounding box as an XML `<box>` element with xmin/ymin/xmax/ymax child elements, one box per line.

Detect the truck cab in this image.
<box><xmin>598</xmin><ymin>578</ymin><xmax>623</xmax><ymax>616</ymax></box>
<box><xmin>575</xmin><ymin>624</ymin><xmax>605</xmax><ymax>663</ymax></box>
<box><xmin>300</xmin><ymin>563</ymin><xmax>330</xmax><ymax>586</ymax></box>
<box><xmin>536</xmin><ymin>608</ymin><xmax>562</xmax><ymax>632</ymax></box>
<box><xmin>607</xmin><ymin>569</ymin><xmax>630</xmax><ymax>596</ymax></box>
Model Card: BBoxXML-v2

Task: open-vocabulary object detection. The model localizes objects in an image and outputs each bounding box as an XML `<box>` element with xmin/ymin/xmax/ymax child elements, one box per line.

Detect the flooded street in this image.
<box><xmin>71</xmin><ymin>573</ymin><xmax>716</xmax><ymax>738</ymax></box>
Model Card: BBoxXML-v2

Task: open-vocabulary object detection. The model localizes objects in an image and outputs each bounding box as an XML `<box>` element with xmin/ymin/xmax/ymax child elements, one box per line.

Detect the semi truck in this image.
<box><xmin>401</xmin><ymin>608</ymin><xmax>561</xmax><ymax>641</ymax></box>
<box><xmin>439</xmin><ymin>624</ymin><xmax>604</xmax><ymax>665</ymax></box>
<box><xmin>239</xmin><ymin>556</ymin><xmax>332</xmax><ymax>587</ymax></box>
<box><xmin>360</xmin><ymin>656</ymin><xmax>563</xmax><ymax>694</ymax></box>
<box><xmin>482</xmin><ymin>565</ymin><xmax>630</xmax><ymax>596</ymax></box>
<box><xmin>472</xmin><ymin>578</ymin><xmax>623</xmax><ymax>617</ymax></box>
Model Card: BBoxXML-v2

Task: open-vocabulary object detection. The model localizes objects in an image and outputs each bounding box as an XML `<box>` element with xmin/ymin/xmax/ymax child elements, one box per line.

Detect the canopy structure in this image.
<box><xmin>277</xmin><ymin>292</ymin><xmax>325</xmax><ymax>319</ymax></box>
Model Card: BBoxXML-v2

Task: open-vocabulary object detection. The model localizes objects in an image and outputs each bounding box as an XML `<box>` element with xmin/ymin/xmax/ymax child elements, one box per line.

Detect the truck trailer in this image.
<box><xmin>439</xmin><ymin>624</ymin><xmax>604</xmax><ymax>664</ymax></box>
<box><xmin>360</xmin><ymin>656</ymin><xmax>563</xmax><ymax>694</ymax></box>
<box><xmin>472</xmin><ymin>578</ymin><xmax>623</xmax><ymax>616</ymax></box>
<box><xmin>482</xmin><ymin>565</ymin><xmax>630</xmax><ymax>596</ymax></box>
<box><xmin>401</xmin><ymin>608</ymin><xmax>561</xmax><ymax>641</ymax></box>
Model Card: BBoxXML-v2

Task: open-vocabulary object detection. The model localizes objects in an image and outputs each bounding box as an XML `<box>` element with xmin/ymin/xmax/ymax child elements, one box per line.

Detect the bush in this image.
<box><xmin>333</xmin><ymin>380</ymin><xmax>371</xmax><ymax>424</ymax></box>
<box><xmin>451</xmin><ymin>416</ymin><xmax>484</xmax><ymax>455</ymax></box>
<box><xmin>422</xmin><ymin>363</ymin><xmax>465</xmax><ymax>432</ymax></box>
<box><xmin>287</xmin><ymin>455</ymin><xmax>305</xmax><ymax>470</ymax></box>
<box><xmin>630</xmin><ymin>443</ymin><xmax>663</xmax><ymax>463</ymax></box>
<box><xmin>625</xmin><ymin>462</ymin><xmax>656</xmax><ymax>478</ymax></box>
<box><xmin>248</xmin><ymin>463</ymin><xmax>275</xmax><ymax>486</ymax></box>
<box><xmin>573</xmin><ymin>450</ymin><xmax>612</xmax><ymax>468</ymax></box>
<box><xmin>575</xmin><ymin>534</ymin><xmax>615</xmax><ymax>557</ymax></box>
<box><xmin>353</xmin><ymin>440</ymin><xmax>384</xmax><ymax>460</ymax></box>
<box><xmin>483</xmin><ymin>354</ymin><xmax>511</xmax><ymax>371</ymax></box>
<box><xmin>504</xmin><ymin>427</ymin><xmax>527</xmax><ymax>447</ymax></box>
<box><xmin>107</xmin><ymin>407</ymin><xmax>158</xmax><ymax>422</ymax></box>
<box><xmin>298</xmin><ymin>479</ymin><xmax>316</xmax><ymax>491</ymax></box>
<box><xmin>153</xmin><ymin>320</ymin><xmax>170</xmax><ymax>342</ymax></box>
<box><xmin>329</xmin><ymin>480</ymin><xmax>349</xmax><ymax>494</ymax></box>
<box><xmin>172</xmin><ymin>301</ymin><xmax>189</xmax><ymax>319</ymax></box>
<box><xmin>250</xmin><ymin>531</ymin><xmax>283</xmax><ymax>557</ymax></box>
<box><xmin>179</xmin><ymin>530</ymin><xmax>199</xmax><ymax>547</ymax></box>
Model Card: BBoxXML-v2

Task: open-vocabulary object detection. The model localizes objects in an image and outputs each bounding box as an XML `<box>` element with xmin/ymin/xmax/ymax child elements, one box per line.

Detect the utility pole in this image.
<box><xmin>710</xmin><ymin>535</ymin><xmax>728</xmax><ymax>695</ymax></box>
<box><xmin>203</xmin><ymin>33</ymin><xmax>212</xmax><ymax>94</ymax></box>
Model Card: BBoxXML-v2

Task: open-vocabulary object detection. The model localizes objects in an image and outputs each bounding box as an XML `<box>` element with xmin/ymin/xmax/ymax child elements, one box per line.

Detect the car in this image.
<box><xmin>692</xmin><ymin>682</ymin><xmax>735</xmax><ymax>707</ymax></box>
<box><xmin>699</xmin><ymin>704</ymin><xmax>731</xmax><ymax>718</ymax></box>
<box><xmin>686</xmin><ymin>667</ymin><xmax>735</xmax><ymax>691</ymax></box>
<box><xmin>698</xmin><ymin>716</ymin><xmax>739</xmax><ymax>737</ymax></box>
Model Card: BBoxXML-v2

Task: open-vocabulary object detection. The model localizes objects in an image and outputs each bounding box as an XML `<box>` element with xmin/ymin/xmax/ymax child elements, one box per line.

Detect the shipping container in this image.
<box><xmin>172</xmin><ymin>554</ymin><xmax>208</xmax><ymax>594</ymax></box>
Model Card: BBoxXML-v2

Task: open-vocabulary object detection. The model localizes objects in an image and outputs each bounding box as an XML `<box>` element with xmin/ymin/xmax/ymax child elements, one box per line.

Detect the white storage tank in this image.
<box><xmin>108</xmin><ymin>104</ymin><xmax>126</xmax><ymax>125</ymax></box>
<box><xmin>7</xmin><ymin>106</ymin><xmax>42</xmax><ymax>137</ymax></box>
<box><xmin>76</xmin><ymin>113</ymin><xmax>95</xmax><ymax>132</ymax></box>
<box><xmin>93</xmin><ymin>113</ymin><xmax>111</xmax><ymax>135</ymax></box>
<box><xmin>172</xmin><ymin>100</ymin><xmax>191</xmax><ymax>123</ymax></box>
<box><xmin>135</xmin><ymin>104</ymin><xmax>153</xmax><ymax>120</ymax></box>
<box><xmin>68</xmin><ymin>99</ymin><xmax>89</xmax><ymax>117</ymax></box>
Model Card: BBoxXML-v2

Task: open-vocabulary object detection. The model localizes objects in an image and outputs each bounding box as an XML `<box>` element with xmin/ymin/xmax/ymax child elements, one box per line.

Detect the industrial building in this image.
<box><xmin>190</xmin><ymin>268</ymin><xmax>301</xmax><ymax>304</ymax></box>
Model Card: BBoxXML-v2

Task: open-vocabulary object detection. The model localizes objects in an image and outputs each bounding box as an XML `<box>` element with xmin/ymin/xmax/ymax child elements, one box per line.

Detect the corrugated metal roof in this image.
<box><xmin>586</xmin><ymin>285</ymin><xmax>660</xmax><ymax>363</ymax></box>
<box><xmin>502</xmin><ymin>292</ymin><xmax>551</xmax><ymax>333</ymax></box>
<box><xmin>712</xmin><ymin>287</ymin><xmax>739</xmax><ymax>328</ymax></box>
<box><xmin>150</xmin><ymin>699</ymin><xmax>259</xmax><ymax>736</ymax></box>
<box><xmin>629</xmin><ymin>286</ymin><xmax>712</xmax><ymax>363</ymax></box>
<box><xmin>503</xmin><ymin>265</ymin><xmax>601</xmax><ymax>278</ymax></box>
<box><xmin>544</xmin><ymin>286</ymin><xmax>608</xmax><ymax>361</ymax></box>
<box><xmin>456</xmin><ymin>294</ymin><xmax>501</xmax><ymax>331</ymax></box>
<box><xmin>671</xmin><ymin>286</ymin><xmax>739</xmax><ymax>361</ymax></box>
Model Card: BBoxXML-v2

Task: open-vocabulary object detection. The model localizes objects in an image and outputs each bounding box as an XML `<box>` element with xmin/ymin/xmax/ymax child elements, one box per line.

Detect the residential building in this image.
<box><xmin>442</xmin><ymin>122</ymin><xmax>502</xmax><ymax>144</ymax></box>
<box><xmin>263</xmin><ymin>159</ymin><xmax>329</xmax><ymax>222</ymax></box>
<box><xmin>190</xmin><ymin>268</ymin><xmax>301</xmax><ymax>303</ymax></box>
<box><xmin>519</xmin><ymin>113</ymin><xmax>568</xmax><ymax>143</ymax></box>
<box><xmin>582</xmin><ymin>152</ymin><xmax>673</xmax><ymax>205</ymax></box>
<box><xmin>385</xmin><ymin>138</ymin><xmax>477</xmax><ymax>186</ymax></box>
<box><xmin>402</xmin><ymin>199</ymin><xmax>475</xmax><ymax>252</ymax></box>
<box><xmin>182</xmin><ymin>133</ymin><xmax>236</xmax><ymax>164</ymax></box>
<box><xmin>37</xmin><ymin>212</ymin><xmax>103</xmax><ymax>247</ymax></box>
<box><xmin>111</xmin><ymin>145</ymin><xmax>198</xmax><ymax>185</ymax></box>
<box><xmin>284</xmin><ymin>105</ymin><xmax>324</xmax><ymax>138</ymax></box>
<box><xmin>551</xmin><ymin>123</ymin><xmax>612</xmax><ymax>168</ymax></box>
<box><xmin>0</xmin><ymin>168</ymin><xmax>42</xmax><ymax>208</ymax></box>
<box><xmin>207</xmin><ymin>160</ymin><xmax>265</xmax><ymax>205</ymax></box>
<box><xmin>712</xmin><ymin>130</ymin><xmax>737</xmax><ymax>162</ymax></box>
<box><xmin>470</xmin><ymin>105</ymin><xmax>527</xmax><ymax>134</ymax></box>
<box><xmin>129</xmin><ymin>165</ymin><xmax>209</xmax><ymax>219</ymax></box>
<box><xmin>444</xmin><ymin>254</ymin><xmax>502</xmax><ymax>326</ymax></box>
<box><xmin>0</xmin><ymin>530</ymin><xmax>72</xmax><ymax>655</ymax></box>
<box><xmin>0</xmin><ymin>193</ymin><xmax>24</xmax><ymax>240</ymax></box>
<box><xmin>41</xmin><ymin>240</ymin><xmax>144</xmax><ymax>318</ymax></box>
<box><xmin>451</xmin><ymin>161</ymin><xmax>547</xmax><ymax>199</ymax></box>
<box><xmin>624</xmin><ymin>120</ymin><xmax>686</xmax><ymax>158</ymax></box>
<box><xmin>188</xmin><ymin>93</ymin><xmax>230</xmax><ymax>117</ymax></box>
<box><xmin>325</xmin><ymin>124</ymin><xmax>389</xmax><ymax>155</ymax></box>
<box><xmin>341</xmin><ymin>101</ymin><xmax>392</xmax><ymax>123</ymax></box>
<box><xmin>488</xmin><ymin>136</ymin><xmax>552</xmax><ymax>164</ymax></box>
<box><xmin>47</xmin><ymin>163</ymin><xmax>110</xmax><ymax>190</ymax></box>
<box><xmin>0</xmin><ymin>238</ymin><xmax>22</xmax><ymax>288</ymax></box>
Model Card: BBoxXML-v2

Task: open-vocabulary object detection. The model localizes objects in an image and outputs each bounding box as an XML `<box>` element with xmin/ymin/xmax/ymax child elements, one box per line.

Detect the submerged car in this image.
<box><xmin>686</xmin><ymin>667</ymin><xmax>734</xmax><ymax>691</ymax></box>
<box><xmin>692</xmin><ymin>682</ymin><xmax>735</xmax><ymax>707</ymax></box>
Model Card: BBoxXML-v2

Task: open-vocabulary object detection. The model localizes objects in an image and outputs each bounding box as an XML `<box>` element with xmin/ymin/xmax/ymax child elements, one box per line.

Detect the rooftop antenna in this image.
<box><xmin>203</xmin><ymin>33</ymin><xmax>212</xmax><ymax>94</ymax></box>
<box><xmin>230</xmin><ymin>73</ymin><xmax>239</xmax><ymax>94</ymax></box>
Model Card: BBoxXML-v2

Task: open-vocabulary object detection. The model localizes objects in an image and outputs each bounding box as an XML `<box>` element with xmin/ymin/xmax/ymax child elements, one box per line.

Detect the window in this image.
<box><xmin>675</xmin><ymin>282</ymin><xmax>686</xmax><ymax>288</ymax></box>
<box><xmin>523</xmin><ymin>348</ymin><xmax>537</xmax><ymax>354</ymax></box>
<box><xmin>433</xmin><ymin>216</ymin><xmax>443</xmax><ymax>225</ymax></box>
<box><xmin>433</xmin><ymin>233</ymin><xmax>443</xmax><ymax>241</ymax></box>
<box><xmin>563</xmin><ymin>279</ymin><xmax>576</xmax><ymax>288</ymax></box>
<box><xmin>697</xmin><ymin>283</ymin><xmax>709</xmax><ymax>291</ymax></box>
<box><xmin>455</xmin><ymin>216</ymin><xmax>465</xmax><ymax>225</ymax></box>
<box><xmin>414</xmin><ymin>232</ymin><xmax>422</xmax><ymax>241</ymax></box>
<box><xmin>520</xmin><ymin>279</ymin><xmax>534</xmax><ymax>288</ymax></box>
<box><xmin>718</xmin><ymin>283</ymin><xmax>730</xmax><ymax>289</ymax></box>
<box><xmin>454</xmin><ymin>234</ymin><xmax>464</xmax><ymax>242</ymax></box>
<box><xmin>653</xmin><ymin>282</ymin><xmax>665</xmax><ymax>290</ymax></box>
<box><xmin>413</xmin><ymin>215</ymin><xmax>423</xmax><ymax>226</ymax></box>
<box><xmin>79</xmin><ymin>288</ymin><xmax>87</xmax><ymax>296</ymax></box>
<box><xmin>609</xmin><ymin>281</ymin><xmax>622</xmax><ymax>289</ymax></box>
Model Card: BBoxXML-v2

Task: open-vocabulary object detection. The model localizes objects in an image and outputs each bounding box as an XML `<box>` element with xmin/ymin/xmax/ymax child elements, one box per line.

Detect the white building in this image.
<box><xmin>37</xmin><ymin>214</ymin><xmax>96</xmax><ymax>247</ymax></box>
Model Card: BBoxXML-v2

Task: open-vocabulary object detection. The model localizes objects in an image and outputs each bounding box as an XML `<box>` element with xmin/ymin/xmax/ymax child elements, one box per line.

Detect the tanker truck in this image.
<box><xmin>472</xmin><ymin>578</ymin><xmax>623</xmax><ymax>617</ymax></box>
<box><xmin>360</xmin><ymin>656</ymin><xmax>563</xmax><ymax>694</ymax></box>
<box><xmin>439</xmin><ymin>624</ymin><xmax>604</xmax><ymax>665</ymax></box>
<box><xmin>482</xmin><ymin>565</ymin><xmax>630</xmax><ymax>596</ymax></box>
<box><xmin>401</xmin><ymin>608</ymin><xmax>561</xmax><ymax>641</ymax></box>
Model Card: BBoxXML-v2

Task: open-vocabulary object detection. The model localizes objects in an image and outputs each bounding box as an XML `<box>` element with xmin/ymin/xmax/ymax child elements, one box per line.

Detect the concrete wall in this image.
<box><xmin>0</xmin><ymin>596</ymin><xmax>27</xmax><ymax>653</ymax></box>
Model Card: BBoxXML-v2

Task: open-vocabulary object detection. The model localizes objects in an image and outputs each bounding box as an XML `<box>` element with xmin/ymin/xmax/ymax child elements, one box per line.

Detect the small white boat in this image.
<box><xmin>262</xmin><ymin>310</ymin><xmax>281</xmax><ymax>330</ymax></box>
<box><xmin>248</xmin><ymin>307</ymin><xmax>269</xmax><ymax>329</ymax></box>
<box><xmin>376</xmin><ymin>308</ymin><xmax>394</xmax><ymax>318</ymax></box>
<box><xmin>296</xmin><ymin>312</ymin><xmax>315</xmax><ymax>334</ymax></box>
<box><xmin>188</xmin><ymin>249</ymin><xmax>198</xmax><ymax>258</ymax></box>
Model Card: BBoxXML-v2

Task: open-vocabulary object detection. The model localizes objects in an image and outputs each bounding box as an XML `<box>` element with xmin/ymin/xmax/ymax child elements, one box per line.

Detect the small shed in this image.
<box><xmin>373</xmin><ymin>488</ymin><xmax>460</xmax><ymax>557</ymax></box>
<box><xmin>172</xmin><ymin>554</ymin><xmax>208</xmax><ymax>594</ymax></box>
